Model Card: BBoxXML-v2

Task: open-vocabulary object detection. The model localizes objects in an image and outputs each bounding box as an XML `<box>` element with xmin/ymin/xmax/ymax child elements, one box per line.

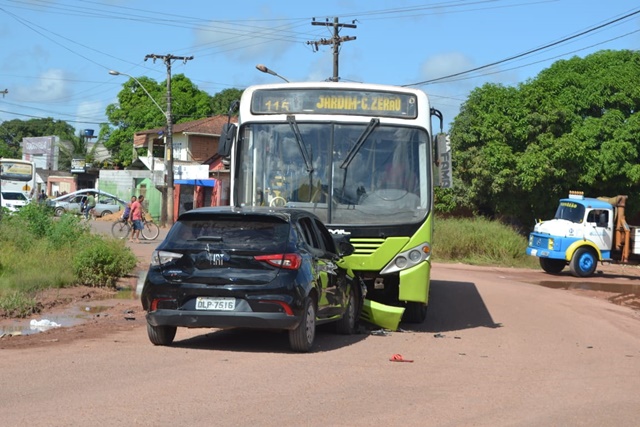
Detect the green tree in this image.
<box><xmin>0</xmin><ymin>118</ymin><xmax>75</xmax><ymax>158</ymax></box>
<box><xmin>56</xmin><ymin>131</ymin><xmax>99</xmax><ymax>170</ymax></box>
<box><xmin>448</xmin><ymin>49</ymin><xmax>640</xmax><ymax>228</ymax></box>
<box><xmin>210</xmin><ymin>88</ymin><xmax>243</xmax><ymax>115</ymax></box>
<box><xmin>104</xmin><ymin>74</ymin><xmax>216</xmax><ymax>167</ymax></box>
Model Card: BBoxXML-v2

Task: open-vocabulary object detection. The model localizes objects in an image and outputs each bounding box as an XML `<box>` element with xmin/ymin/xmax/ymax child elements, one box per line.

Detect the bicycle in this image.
<box><xmin>111</xmin><ymin>215</ymin><xmax>160</xmax><ymax>241</ymax></box>
<box><xmin>140</xmin><ymin>215</ymin><xmax>160</xmax><ymax>240</ymax></box>
<box><xmin>111</xmin><ymin>216</ymin><xmax>131</xmax><ymax>240</ymax></box>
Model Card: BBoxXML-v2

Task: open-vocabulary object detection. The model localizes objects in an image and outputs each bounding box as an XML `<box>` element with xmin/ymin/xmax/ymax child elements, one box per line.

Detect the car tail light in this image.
<box><xmin>151</xmin><ymin>250</ymin><xmax>183</xmax><ymax>266</ymax></box>
<box><xmin>254</xmin><ymin>253</ymin><xmax>302</xmax><ymax>270</ymax></box>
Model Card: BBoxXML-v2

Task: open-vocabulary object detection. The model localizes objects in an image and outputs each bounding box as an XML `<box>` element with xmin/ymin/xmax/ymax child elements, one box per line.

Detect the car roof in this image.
<box><xmin>51</xmin><ymin>189</ymin><xmax>125</xmax><ymax>204</ymax></box>
<box><xmin>177</xmin><ymin>206</ymin><xmax>323</xmax><ymax>224</ymax></box>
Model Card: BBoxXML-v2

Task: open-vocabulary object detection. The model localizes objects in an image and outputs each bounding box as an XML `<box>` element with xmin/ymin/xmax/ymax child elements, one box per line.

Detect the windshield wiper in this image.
<box><xmin>340</xmin><ymin>118</ymin><xmax>380</xmax><ymax>170</ymax></box>
<box><xmin>286</xmin><ymin>115</ymin><xmax>314</xmax><ymax>173</ymax></box>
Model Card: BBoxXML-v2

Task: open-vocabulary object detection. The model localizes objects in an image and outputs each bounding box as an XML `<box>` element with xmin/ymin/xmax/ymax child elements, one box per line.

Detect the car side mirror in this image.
<box><xmin>338</xmin><ymin>241</ymin><xmax>355</xmax><ymax>257</ymax></box>
<box><xmin>330</xmin><ymin>234</ymin><xmax>354</xmax><ymax>257</ymax></box>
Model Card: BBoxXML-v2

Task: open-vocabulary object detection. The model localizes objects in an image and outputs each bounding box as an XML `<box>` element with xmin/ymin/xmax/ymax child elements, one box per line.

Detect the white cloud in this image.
<box><xmin>15</xmin><ymin>69</ymin><xmax>70</xmax><ymax>102</ymax></box>
<box><xmin>419</xmin><ymin>52</ymin><xmax>474</xmax><ymax>82</ymax></box>
<box><xmin>193</xmin><ymin>10</ymin><xmax>295</xmax><ymax>63</ymax></box>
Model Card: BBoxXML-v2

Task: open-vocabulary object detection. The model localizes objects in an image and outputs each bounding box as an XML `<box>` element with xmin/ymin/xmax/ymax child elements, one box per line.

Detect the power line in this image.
<box><xmin>403</xmin><ymin>7</ymin><xmax>640</xmax><ymax>87</ymax></box>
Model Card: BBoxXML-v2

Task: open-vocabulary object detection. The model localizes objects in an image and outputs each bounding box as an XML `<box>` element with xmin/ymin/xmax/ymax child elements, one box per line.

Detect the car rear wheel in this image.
<box><xmin>540</xmin><ymin>258</ymin><xmax>566</xmax><ymax>274</ymax></box>
<box><xmin>147</xmin><ymin>322</ymin><xmax>177</xmax><ymax>346</ymax></box>
<box><xmin>100</xmin><ymin>210</ymin><xmax>112</xmax><ymax>217</ymax></box>
<box><xmin>289</xmin><ymin>298</ymin><xmax>316</xmax><ymax>352</ymax></box>
<box><xmin>336</xmin><ymin>287</ymin><xmax>356</xmax><ymax>335</ymax></box>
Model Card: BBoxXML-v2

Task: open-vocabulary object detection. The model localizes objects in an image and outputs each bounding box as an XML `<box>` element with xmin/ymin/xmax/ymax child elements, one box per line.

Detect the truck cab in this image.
<box><xmin>526</xmin><ymin>191</ymin><xmax>617</xmax><ymax>277</ymax></box>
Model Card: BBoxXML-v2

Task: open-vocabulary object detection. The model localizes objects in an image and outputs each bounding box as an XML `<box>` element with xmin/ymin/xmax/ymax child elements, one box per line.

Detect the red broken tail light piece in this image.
<box><xmin>389</xmin><ymin>354</ymin><xmax>414</xmax><ymax>363</ymax></box>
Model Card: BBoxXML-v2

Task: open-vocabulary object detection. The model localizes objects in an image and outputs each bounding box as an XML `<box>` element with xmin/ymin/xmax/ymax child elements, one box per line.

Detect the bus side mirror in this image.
<box><xmin>218</xmin><ymin>123</ymin><xmax>236</xmax><ymax>157</ymax></box>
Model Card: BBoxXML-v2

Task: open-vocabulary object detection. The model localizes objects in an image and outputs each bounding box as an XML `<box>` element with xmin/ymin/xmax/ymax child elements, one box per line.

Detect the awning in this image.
<box><xmin>174</xmin><ymin>179</ymin><xmax>216</xmax><ymax>188</ymax></box>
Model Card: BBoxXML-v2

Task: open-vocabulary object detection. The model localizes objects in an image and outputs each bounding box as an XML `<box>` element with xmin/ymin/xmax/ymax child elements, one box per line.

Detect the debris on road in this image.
<box><xmin>389</xmin><ymin>354</ymin><xmax>414</xmax><ymax>362</ymax></box>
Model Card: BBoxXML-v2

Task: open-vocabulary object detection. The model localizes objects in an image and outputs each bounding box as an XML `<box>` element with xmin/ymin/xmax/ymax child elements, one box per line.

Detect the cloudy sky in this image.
<box><xmin>0</xmin><ymin>0</ymin><xmax>638</xmax><ymax>131</ymax></box>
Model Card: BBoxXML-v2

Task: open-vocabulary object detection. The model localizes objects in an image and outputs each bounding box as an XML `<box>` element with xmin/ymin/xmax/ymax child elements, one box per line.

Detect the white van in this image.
<box><xmin>0</xmin><ymin>191</ymin><xmax>30</xmax><ymax>212</ymax></box>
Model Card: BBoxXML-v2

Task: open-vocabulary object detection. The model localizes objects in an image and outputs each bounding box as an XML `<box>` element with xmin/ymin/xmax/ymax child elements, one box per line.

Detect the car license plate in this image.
<box><xmin>195</xmin><ymin>297</ymin><xmax>235</xmax><ymax>311</ymax></box>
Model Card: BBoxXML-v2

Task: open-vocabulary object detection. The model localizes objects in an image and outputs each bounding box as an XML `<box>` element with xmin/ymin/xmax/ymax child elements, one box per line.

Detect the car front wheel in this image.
<box><xmin>336</xmin><ymin>287</ymin><xmax>356</xmax><ymax>335</ymax></box>
<box><xmin>100</xmin><ymin>210</ymin><xmax>112</xmax><ymax>217</ymax></box>
<box><xmin>289</xmin><ymin>298</ymin><xmax>316</xmax><ymax>352</ymax></box>
<box><xmin>54</xmin><ymin>207</ymin><xmax>65</xmax><ymax>217</ymax></box>
<box><xmin>147</xmin><ymin>322</ymin><xmax>177</xmax><ymax>346</ymax></box>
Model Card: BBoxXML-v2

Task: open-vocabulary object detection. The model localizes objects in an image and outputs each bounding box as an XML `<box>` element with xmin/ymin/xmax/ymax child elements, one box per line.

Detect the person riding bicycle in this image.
<box><xmin>129</xmin><ymin>195</ymin><xmax>145</xmax><ymax>243</ymax></box>
<box><xmin>83</xmin><ymin>193</ymin><xmax>96</xmax><ymax>220</ymax></box>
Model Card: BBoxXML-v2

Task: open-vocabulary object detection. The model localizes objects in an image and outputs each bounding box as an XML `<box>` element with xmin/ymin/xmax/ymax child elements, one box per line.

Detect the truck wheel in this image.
<box><xmin>539</xmin><ymin>258</ymin><xmax>566</xmax><ymax>274</ymax></box>
<box><xmin>569</xmin><ymin>247</ymin><xmax>597</xmax><ymax>277</ymax></box>
<box><xmin>404</xmin><ymin>301</ymin><xmax>428</xmax><ymax>323</ymax></box>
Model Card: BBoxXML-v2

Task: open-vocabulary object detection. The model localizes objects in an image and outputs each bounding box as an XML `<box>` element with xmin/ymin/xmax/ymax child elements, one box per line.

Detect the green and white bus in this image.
<box><xmin>219</xmin><ymin>82</ymin><xmax>450</xmax><ymax>323</ymax></box>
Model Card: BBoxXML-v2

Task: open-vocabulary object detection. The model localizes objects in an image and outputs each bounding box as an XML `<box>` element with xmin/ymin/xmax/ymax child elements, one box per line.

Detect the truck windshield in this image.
<box><xmin>554</xmin><ymin>201</ymin><xmax>585</xmax><ymax>223</ymax></box>
<box><xmin>234</xmin><ymin>121</ymin><xmax>431</xmax><ymax>226</ymax></box>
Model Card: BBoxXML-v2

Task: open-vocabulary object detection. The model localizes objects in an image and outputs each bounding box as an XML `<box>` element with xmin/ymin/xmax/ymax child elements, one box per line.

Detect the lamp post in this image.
<box><xmin>109</xmin><ymin>70</ymin><xmax>173</xmax><ymax>227</ymax></box>
<box><xmin>255</xmin><ymin>64</ymin><xmax>290</xmax><ymax>83</ymax></box>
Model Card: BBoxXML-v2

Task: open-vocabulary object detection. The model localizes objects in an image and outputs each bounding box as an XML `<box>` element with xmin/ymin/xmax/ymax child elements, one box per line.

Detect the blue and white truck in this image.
<box><xmin>526</xmin><ymin>191</ymin><xmax>640</xmax><ymax>277</ymax></box>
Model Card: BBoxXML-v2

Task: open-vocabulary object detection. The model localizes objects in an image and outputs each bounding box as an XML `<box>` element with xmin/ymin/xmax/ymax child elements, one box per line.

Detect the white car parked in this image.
<box><xmin>0</xmin><ymin>191</ymin><xmax>30</xmax><ymax>212</ymax></box>
<box><xmin>48</xmin><ymin>189</ymin><xmax>126</xmax><ymax>217</ymax></box>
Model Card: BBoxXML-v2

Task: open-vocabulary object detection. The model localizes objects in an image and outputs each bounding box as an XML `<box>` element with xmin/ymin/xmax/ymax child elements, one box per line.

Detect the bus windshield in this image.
<box><xmin>0</xmin><ymin>159</ymin><xmax>36</xmax><ymax>194</ymax></box>
<box><xmin>235</xmin><ymin>121</ymin><xmax>431</xmax><ymax>225</ymax></box>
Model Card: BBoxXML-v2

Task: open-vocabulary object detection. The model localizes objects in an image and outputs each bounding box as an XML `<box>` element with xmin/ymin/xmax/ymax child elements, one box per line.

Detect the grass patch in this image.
<box><xmin>0</xmin><ymin>204</ymin><xmax>137</xmax><ymax>317</ymax></box>
<box><xmin>434</xmin><ymin>217</ymin><xmax>538</xmax><ymax>268</ymax></box>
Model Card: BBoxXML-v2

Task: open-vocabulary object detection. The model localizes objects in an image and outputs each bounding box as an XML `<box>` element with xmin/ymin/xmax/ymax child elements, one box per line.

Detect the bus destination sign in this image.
<box><xmin>251</xmin><ymin>88</ymin><xmax>418</xmax><ymax>119</ymax></box>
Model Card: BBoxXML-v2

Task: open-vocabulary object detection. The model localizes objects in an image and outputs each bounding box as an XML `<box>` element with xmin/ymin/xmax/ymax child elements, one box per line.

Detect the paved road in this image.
<box><xmin>2</xmin><ymin>255</ymin><xmax>639</xmax><ymax>426</ymax></box>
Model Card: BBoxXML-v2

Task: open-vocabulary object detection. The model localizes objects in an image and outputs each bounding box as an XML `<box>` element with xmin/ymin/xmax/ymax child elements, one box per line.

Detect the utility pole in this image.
<box><xmin>144</xmin><ymin>53</ymin><xmax>193</xmax><ymax>226</ymax></box>
<box><xmin>0</xmin><ymin>89</ymin><xmax>6</xmax><ymax>220</ymax></box>
<box><xmin>308</xmin><ymin>17</ymin><xmax>357</xmax><ymax>82</ymax></box>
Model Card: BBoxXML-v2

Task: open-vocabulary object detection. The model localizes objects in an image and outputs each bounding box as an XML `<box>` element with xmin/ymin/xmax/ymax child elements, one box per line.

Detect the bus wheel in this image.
<box><xmin>569</xmin><ymin>247</ymin><xmax>597</xmax><ymax>277</ymax></box>
<box><xmin>403</xmin><ymin>302</ymin><xmax>427</xmax><ymax>323</ymax></box>
<box><xmin>539</xmin><ymin>258</ymin><xmax>566</xmax><ymax>274</ymax></box>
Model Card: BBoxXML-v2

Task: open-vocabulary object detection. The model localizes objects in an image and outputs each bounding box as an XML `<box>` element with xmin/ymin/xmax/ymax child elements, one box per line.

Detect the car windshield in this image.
<box><xmin>165</xmin><ymin>217</ymin><xmax>290</xmax><ymax>252</ymax></box>
<box><xmin>554</xmin><ymin>201</ymin><xmax>585</xmax><ymax>223</ymax></box>
<box><xmin>235</xmin><ymin>122</ymin><xmax>431</xmax><ymax>226</ymax></box>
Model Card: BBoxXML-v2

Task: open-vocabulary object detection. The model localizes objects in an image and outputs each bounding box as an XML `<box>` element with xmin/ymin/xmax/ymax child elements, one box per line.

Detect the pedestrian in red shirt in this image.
<box><xmin>129</xmin><ymin>195</ymin><xmax>144</xmax><ymax>243</ymax></box>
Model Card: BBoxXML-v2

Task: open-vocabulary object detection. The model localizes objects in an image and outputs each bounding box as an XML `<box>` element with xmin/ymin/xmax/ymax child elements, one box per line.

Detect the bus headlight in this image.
<box><xmin>380</xmin><ymin>243</ymin><xmax>431</xmax><ymax>275</ymax></box>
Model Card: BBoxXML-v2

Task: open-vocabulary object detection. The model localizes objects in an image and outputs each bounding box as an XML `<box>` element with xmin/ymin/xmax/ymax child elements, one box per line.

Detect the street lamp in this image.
<box><xmin>109</xmin><ymin>70</ymin><xmax>173</xmax><ymax>227</ymax></box>
<box><xmin>255</xmin><ymin>64</ymin><xmax>290</xmax><ymax>83</ymax></box>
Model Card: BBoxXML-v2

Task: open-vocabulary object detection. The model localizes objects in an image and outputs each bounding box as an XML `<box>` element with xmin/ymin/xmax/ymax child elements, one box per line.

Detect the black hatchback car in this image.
<box><xmin>141</xmin><ymin>206</ymin><xmax>362</xmax><ymax>352</ymax></box>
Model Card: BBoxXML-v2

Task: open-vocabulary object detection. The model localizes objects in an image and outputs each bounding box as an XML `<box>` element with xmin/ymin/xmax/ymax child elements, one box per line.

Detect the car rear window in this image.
<box><xmin>167</xmin><ymin>217</ymin><xmax>290</xmax><ymax>252</ymax></box>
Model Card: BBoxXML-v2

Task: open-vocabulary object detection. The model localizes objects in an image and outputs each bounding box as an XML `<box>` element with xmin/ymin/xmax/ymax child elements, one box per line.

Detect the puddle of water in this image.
<box><xmin>0</xmin><ymin>288</ymin><xmax>140</xmax><ymax>337</ymax></box>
